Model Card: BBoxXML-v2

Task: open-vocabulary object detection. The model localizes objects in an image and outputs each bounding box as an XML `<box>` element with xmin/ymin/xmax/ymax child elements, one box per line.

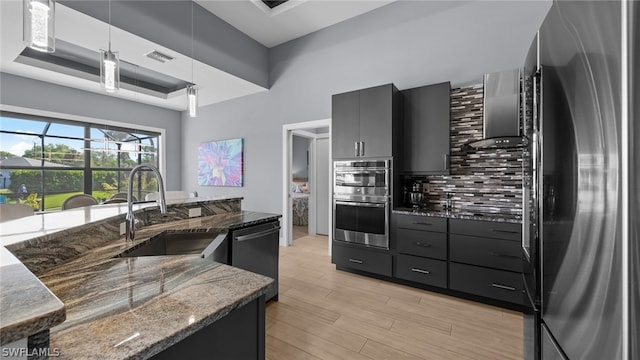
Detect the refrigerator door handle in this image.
<box><xmin>523</xmin><ymin>186</ymin><xmax>531</xmax><ymax>259</ymax></box>
<box><xmin>522</xmin><ymin>273</ymin><xmax>538</xmax><ymax>311</ymax></box>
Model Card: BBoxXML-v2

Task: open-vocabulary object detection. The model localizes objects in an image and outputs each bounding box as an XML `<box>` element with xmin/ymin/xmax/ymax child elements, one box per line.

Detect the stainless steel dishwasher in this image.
<box><xmin>231</xmin><ymin>220</ymin><xmax>280</xmax><ymax>301</ymax></box>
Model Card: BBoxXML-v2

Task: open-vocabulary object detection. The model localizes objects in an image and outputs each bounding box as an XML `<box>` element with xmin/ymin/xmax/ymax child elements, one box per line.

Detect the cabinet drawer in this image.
<box><xmin>332</xmin><ymin>244</ymin><xmax>392</xmax><ymax>277</ymax></box>
<box><xmin>395</xmin><ymin>254</ymin><xmax>447</xmax><ymax>288</ymax></box>
<box><xmin>449</xmin><ymin>263</ymin><xmax>524</xmax><ymax>305</ymax></box>
<box><xmin>450</xmin><ymin>234</ymin><xmax>522</xmax><ymax>272</ymax></box>
<box><xmin>396</xmin><ymin>214</ymin><xmax>447</xmax><ymax>233</ymax></box>
<box><xmin>449</xmin><ymin>219</ymin><xmax>521</xmax><ymax>241</ymax></box>
<box><xmin>397</xmin><ymin>229</ymin><xmax>447</xmax><ymax>260</ymax></box>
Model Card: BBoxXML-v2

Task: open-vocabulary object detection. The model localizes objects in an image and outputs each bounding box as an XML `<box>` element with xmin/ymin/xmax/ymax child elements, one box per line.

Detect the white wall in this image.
<box><xmin>315</xmin><ymin>138</ymin><xmax>330</xmax><ymax>235</ymax></box>
<box><xmin>0</xmin><ymin>73</ymin><xmax>183</xmax><ymax>190</ymax></box>
<box><xmin>181</xmin><ymin>1</ymin><xmax>551</xmax><ymax>213</ymax></box>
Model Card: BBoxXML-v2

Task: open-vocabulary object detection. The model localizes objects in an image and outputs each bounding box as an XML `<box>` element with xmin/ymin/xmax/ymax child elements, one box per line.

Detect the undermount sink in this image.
<box><xmin>117</xmin><ymin>231</ymin><xmax>228</xmax><ymax>262</ymax></box>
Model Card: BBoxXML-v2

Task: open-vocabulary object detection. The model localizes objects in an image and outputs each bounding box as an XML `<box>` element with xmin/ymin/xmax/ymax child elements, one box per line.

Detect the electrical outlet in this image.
<box><xmin>120</xmin><ymin>222</ymin><xmax>126</xmax><ymax>236</ymax></box>
<box><xmin>188</xmin><ymin>207</ymin><xmax>202</xmax><ymax>218</ymax></box>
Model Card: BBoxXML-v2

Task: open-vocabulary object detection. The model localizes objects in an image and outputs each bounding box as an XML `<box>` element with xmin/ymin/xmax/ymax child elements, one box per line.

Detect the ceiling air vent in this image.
<box><xmin>144</xmin><ymin>50</ymin><xmax>175</xmax><ymax>63</ymax></box>
<box><xmin>16</xmin><ymin>40</ymin><xmax>191</xmax><ymax>97</ymax></box>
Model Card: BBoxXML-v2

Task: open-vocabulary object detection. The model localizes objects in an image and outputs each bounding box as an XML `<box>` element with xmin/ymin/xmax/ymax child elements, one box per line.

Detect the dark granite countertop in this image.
<box><xmin>393</xmin><ymin>207</ymin><xmax>521</xmax><ymax>224</ymax></box>
<box><xmin>41</xmin><ymin>256</ymin><xmax>272</xmax><ymax>359</ymax></box>
<box><xmin>55</xmin><ymin>211</ymin><xmax>282</xmax><ymax>266</ymax></box>
<box><xmin>0</xmin><ymin>199</ymin><xmax>281</xmax><ymax>358</ymax></box>
<box><xmin>0</xmin><ymin>247</ymin><xmax>66</xmax><ymax>345</ymax></box>
<box><xmin>40</xmin><ymin>210</ymin><xmax>279</xmax><ymax>359</ymax></box>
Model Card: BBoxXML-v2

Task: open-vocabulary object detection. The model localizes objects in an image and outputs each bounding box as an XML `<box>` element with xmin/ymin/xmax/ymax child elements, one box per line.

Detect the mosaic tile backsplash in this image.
<box><xmin>410</xmin><ymin>84</ymin><xmax>524</xmax><ymax>217</ymax></box>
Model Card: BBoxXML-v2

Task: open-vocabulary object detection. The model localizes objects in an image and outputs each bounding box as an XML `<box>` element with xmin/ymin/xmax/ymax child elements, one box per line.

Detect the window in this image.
<box><xmin>0</xmin><ymin>111</ymin><xmax>160</xmax><ymax>211</ymax></box>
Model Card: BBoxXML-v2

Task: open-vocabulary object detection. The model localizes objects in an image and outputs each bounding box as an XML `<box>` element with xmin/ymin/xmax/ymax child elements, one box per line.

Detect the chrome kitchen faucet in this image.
<box><xmin>126</xmin><ymin>164</ymin><xmax>167</xmax><ymax>243</ymax></box>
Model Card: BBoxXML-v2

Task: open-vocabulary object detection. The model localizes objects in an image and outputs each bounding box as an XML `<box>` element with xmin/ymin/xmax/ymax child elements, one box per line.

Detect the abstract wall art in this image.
<box><xmin>198</xmin><ymin>138</ymin><xmax>243</xmax><ymax>187</ymax></box>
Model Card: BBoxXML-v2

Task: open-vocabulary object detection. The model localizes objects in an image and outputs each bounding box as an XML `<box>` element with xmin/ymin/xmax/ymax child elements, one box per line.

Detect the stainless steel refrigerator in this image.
<box><xmin>522</xmin><ymin>1</ymin><xmax>638</xmax><ymax>359</ymax></box>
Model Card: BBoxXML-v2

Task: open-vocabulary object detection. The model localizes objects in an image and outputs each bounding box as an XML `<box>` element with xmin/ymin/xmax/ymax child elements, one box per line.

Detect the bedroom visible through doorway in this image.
<box><xmin>281</xmin><ymin>119</ymin><xmax>331</xmax><ymax>252</ymax></box>
<box><xmin>291</xmin><ymin>134</ymin><xmax>310</xmax><ymax>240</ymax></box>
<box><xmin>290</xmin><ymin>131</ymin><xmax>329</xmax><ymax>242</ymax></box>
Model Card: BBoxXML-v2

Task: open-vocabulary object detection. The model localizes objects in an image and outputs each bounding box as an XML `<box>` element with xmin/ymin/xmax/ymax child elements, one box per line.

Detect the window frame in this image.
<box><xmin>0</xmin><ymin>107</ymin><xmax>166</xmax><ymax>211</ymax></box>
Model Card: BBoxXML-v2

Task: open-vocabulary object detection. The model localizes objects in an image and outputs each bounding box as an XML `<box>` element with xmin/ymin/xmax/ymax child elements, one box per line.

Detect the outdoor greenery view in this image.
<box><xmin>0</xmin><ymin>113</ymin><xmax>160</xmax><ymax>211</ymax></box>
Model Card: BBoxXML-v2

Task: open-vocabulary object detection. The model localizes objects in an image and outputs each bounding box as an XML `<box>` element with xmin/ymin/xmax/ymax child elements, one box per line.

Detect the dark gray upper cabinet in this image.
<box><xmin>401</xmin><ymin>82</ymin><xmax>451</xmax><ymax>174</ymax></box>
<box><xmin>332</xmin><ymin>84</ymin><xmax>401</xmax><ymax>159</ymax></box>
<box><xmin>332</xmin><ymin>89</ymin><xmax>360</xmax><ymax>159</ymax></box>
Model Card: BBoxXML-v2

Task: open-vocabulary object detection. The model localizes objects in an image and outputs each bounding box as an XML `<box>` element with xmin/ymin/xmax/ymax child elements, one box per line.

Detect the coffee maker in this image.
<box><xmin>409</xmin><ymin>181</ymin><xmax>424</xmax><ymax>210</ymax></box>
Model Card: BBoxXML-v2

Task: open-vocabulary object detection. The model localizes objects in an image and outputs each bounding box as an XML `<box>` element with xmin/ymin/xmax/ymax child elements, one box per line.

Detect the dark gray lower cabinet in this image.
<box><xmin>397</xmin><ymin>229</ymin><xmax>447</xmax><ymax>260</ymax></box>
<box><xmin>449</xmin><ymin>234</ymin><xmax>522</xmax><ymax>272</ymax></box>
<box><xmin>334</xmin><ymin>214</ymin><xmax>526</xmax><ymax>309</ymax></box>
<box><xmin>449</xmin><ymin>263</ymin><xmax>524</xmax><ymax>305</ymax></box>
<box><xmin>151</xmin><ymin>295</ymin><xmax>265</xmax><ymax>360</ymax></box>
<box><xmin>449</xmin><ymin>218</ymin><xmax>521</xmax><ymax>241</ymax></box>
<box><xmin>394</xmin><ymin>213</ymin><xmax>448</xmax><ymax>288</ymax></box>
<box><xmin>395</xmin><ymin>254</ymin><xmax>447</xmax><ymax>288</ymax></box>
<box><xmin>395</xmin><ymin>214</ymin><xmax>447</xmax><ymax>232</ymax></box>
<box><xmin>449</xmin><ymin>218</ymin><xmax>523</xmax><ymax>306</ymax></box>
<box><xmin>332</xmin><ymin>244</ymin><xmax>392</xmax><ymax>277</ymax></box>
<box><xmin>230</xmin><ymin>221</ymin><xmax>280</xmax><ymax>301</ymax></box>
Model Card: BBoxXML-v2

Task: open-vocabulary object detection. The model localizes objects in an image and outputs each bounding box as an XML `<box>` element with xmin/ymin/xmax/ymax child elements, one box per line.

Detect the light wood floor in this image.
<box><xmin>266</xmin><ymin>234</ymin><xmax>523</xmax><ymax>360</ymax></box>
<box><xmin>292</xmin><ymin>225</ymin><xmax>308</xmax><ymax>241</ymax></box>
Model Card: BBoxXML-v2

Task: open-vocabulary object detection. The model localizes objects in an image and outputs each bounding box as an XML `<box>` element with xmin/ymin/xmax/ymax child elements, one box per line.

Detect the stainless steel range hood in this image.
<box><xmin>465</xmin><ymin>68</ymin><xmax>526</xmax><ymax>149</ymax></box>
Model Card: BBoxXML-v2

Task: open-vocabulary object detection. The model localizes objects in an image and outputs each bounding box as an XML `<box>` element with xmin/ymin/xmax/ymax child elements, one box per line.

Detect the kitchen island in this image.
<box><xmin>0</xmin><ymin>197</ymin><xmax>279</xmax><ymax>359</ymax></box>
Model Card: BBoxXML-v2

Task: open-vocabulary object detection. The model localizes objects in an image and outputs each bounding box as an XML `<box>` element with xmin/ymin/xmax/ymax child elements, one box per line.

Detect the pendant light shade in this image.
<box><xmin>23</xmin><ymin>0</ymin><xmax>55</xmax><ymax>53</ymax></box>
<box><xmin>100</xmin><ymin>49</ymin><xmax>120</xmax><ymax>93</ymax></box>
<box><xmin>100</xmin><ymin>0</ymin><xmax>119</xmax><ymax>93</ymax></box>
<box><xmin>187</xmin><ymin>0</ymin><xmax>198</xmax><ymax>118</ymax></box>
<box><xmin>187</xmin><ymin>86</ymin><xmax>198</xmax><ymax>117</ymax></box>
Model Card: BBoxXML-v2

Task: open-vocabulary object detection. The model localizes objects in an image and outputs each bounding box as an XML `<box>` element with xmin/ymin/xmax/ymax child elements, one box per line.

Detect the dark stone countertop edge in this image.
<box><xmin>135</xmin><ymin>271</ymin><xmax>273</xmax><ymax>360</ymax></box>
<box><xmin>392</xmin><ymin>208</ymin><xmax>522</xmax><ymax>224</ymax></box>
<box><xmin>0</xmin><ymin>248</ymin><xmax>66</xmax><ymax>346</ymax></box>
<box><xmin>228</xmin><ymin>212</ymin><xmax>282</xmax><ymax>230</ymax></box>
<box><xmin>44</xmin><ymin>257</ymin><xmax>274</xmax><ymax>360</ymax></box>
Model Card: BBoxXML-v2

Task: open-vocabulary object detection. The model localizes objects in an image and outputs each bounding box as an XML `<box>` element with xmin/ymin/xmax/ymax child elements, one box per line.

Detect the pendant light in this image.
<box><xmin>100</xmin><ymin>0</ymin><xmax>119</xmax><ymax>93</ymax></box>
<box><xmin>187</xmin><ymin>86</ymin><xmax>198</xmax><ymax>117</ymax></box>
<box><xmin>23</xmin><ymin>0</ymin><xmax>55</xmax><ymax>53</ymax></box>
<box><xmin>187</xmin><ymin>0</ymin><xmax>198</xmax><ymax>118</ymax></box>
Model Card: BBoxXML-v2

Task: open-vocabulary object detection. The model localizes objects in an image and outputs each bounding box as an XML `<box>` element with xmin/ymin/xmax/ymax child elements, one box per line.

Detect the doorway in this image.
<box><xmin>282</xmin><ymin>119</ymin><xmax>331</xmax><ymax>251</ymax></box>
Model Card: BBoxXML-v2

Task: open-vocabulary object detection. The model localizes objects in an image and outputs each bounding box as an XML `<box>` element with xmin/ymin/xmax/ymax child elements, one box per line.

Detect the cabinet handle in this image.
<box><xmin>411</xmin><ymin>268</ymin><xmax>430</xmax><ymax>275</ymax></box>
<box><xmin>410</xmin><ymin>221</ymin><xmax>432</xmax><ymax>226</ymax></box>
<box><xmin>348</xmin><ymin>258</ymin><xmax>363</xmax><ymax>264</ymax></box>
<box><xmin>414</xmin><ymin>241</ymin><xmax>432</xmax><ymax>248</ymax></box>
<box><xmin>360</xmin><ymin>141</ymin><xmax>365</xmax><ymax>156</ymax></box>
<box><xmin>235</xmin><ymin>226</ymin><xmax>281</xmax><ymax>241</ymax></box>
<box><xmin>491</xmin><ymin>283</ymin><xmax>516</xmax><ymax>291</ymax></box>
<box><xmin>489</xmin><ymin>229</ymin><xmax>520</xmax><ymax>234</ymax></box>
<box><xmin>444</xmin><ymin>154</ymin><xmax>449</xmax><ymax>170</ymax></box>
<box><xmin>355</xmin><ymin>142</ymin><xmax>360</xmax><ymax>157</ymax></box>
<box><xmin>489</xmin><ymin>251</ymin><xmax>521</xmax><ymax>259</ymax></box>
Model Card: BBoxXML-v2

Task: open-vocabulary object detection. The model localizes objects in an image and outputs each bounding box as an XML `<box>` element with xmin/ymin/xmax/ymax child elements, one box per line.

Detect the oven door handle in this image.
<box><xmin>335</xmin><ymin>201</ymin><xmax>386</xmax><ymax>208</ymax></box>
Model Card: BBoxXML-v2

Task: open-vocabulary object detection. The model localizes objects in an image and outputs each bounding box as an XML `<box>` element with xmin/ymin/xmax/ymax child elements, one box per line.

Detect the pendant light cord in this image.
<box><xmin>108</xmin><ymin>0</ymin><xmax>112</xmax><ymax>51</ymax></box>
<box><xmin>191</xmin><ymin>0</ymin><xmax>194</xmax><ymax>84</ymax></box>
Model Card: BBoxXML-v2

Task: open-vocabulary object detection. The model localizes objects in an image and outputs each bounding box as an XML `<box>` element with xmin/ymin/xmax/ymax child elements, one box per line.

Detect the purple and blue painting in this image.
<box><xmin>198</xmin><ymin>138</ymin><xmax>243</xmax><ymax>187</ymax></box>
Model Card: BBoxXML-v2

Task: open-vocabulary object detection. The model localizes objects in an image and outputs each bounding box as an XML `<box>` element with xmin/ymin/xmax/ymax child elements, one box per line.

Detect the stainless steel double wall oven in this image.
<box><xmin>333</xmin><ymin>160</ymin><xmax>390</xmax><ymax>249</ymax></box>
